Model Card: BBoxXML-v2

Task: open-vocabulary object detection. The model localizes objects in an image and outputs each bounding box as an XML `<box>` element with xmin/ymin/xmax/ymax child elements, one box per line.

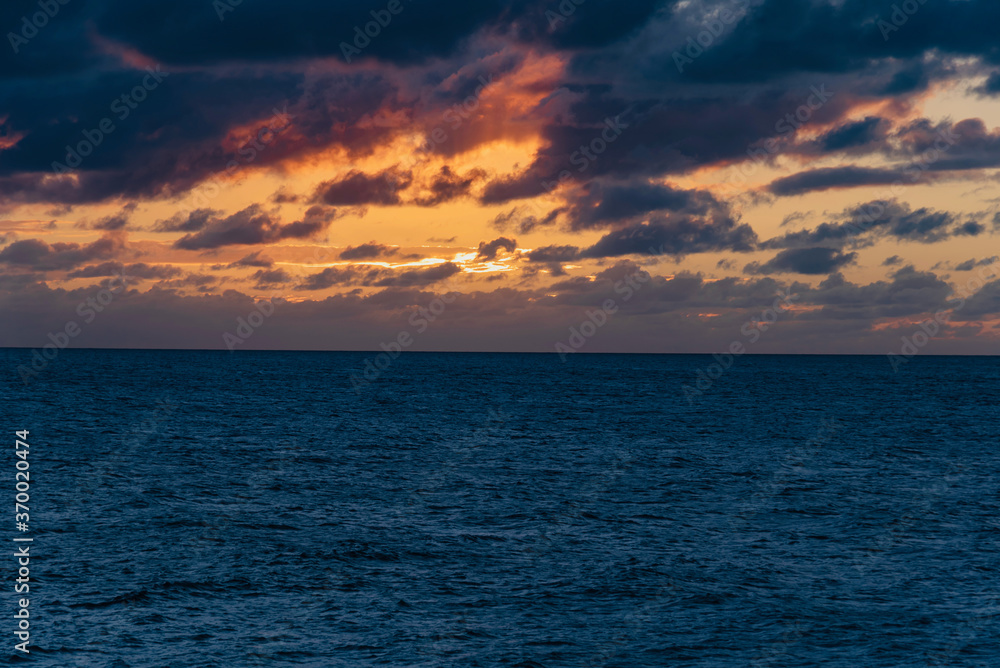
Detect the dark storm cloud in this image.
<box><xmin>31</xmin><ymin>0</ymin><xmax>999</xmax><ymax>85</ymax></box>
<box><xmin>0</xmin><ymin>0</ymin><xmax>670</xmax><ymax>76</ymax></box>
<box><xmin>745</xmin><ymin>247</ymin><xmax>858</xmax><ymax>276</ymax></box>
<box><xmin>88</xmin><ymin>0</ymin><xmax>537</xmax><ymax>66</ymax></box>
<box><xmin>0</xmin><ymin>234</ymin><xmax>125</xmax><ymax>271</ymax></box>
<box><xmin>640</xmin><ymin>0</ymin><xmax>1000</xmax><ymax>85</ymax></box>
<box><xmin>3</xmin><ymin>0</ymin><xmax>999</xmax><ymax>212</ymax></box>
<box><xmin>173</xmin><ymin>205</ymin><xmax>337</xmax><ymax>251</ymax></box>
<box><xmin>479</xmin><ymin>87</ymin><xmax>846</xmax><ymax>204</ymax></box>
<box><xmin>5</xmin><ymin>0</ymin><xmax>1000</xmax><ymax>357</ymax></box>
<box><xmin>0</xmin><ymin>66</ymin><xmax>398</xmax><ymax>205</ymax></box>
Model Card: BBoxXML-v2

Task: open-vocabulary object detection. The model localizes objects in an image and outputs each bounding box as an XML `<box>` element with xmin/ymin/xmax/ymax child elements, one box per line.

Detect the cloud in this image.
<box><xmin>814</xmin><ymin>116</ymin><xmax>890</xmax><ymax>153</ymax></box>
<box><xmin>251</xmin><ymin>268</ymin><xmax>294</xmax><ymax>288</ymax></box>
<box><xmin>745</xmin><ymin>247</ymin><xmax>858</xmax><ymax>275</ymax></box>
<box><xmin>805</xmin><ymin>266</ymin><xmax>954</xmax><ymax>318</ymax></box>
<box><xmin>780</xmin><ymin>211</ymin><xmax>811</xmax><ymax>228</ymax></box>
<box><xmin>373</xmin><ymin>262</ymin><xmax>461</xmax><ymax>287</ymax></box>
<box><xmin>761</xmin><ymin>200</ymin><xmax>976</xmax><ymax>249</ymax></box>
<box><xmin>492</xmin><ymin>206</ymin><xmax>563</xmax><ymax>234</ymax></box>
<box><xmin>298</xmin><ymin>267</ymin><xmax>361</xmax><ymax>291</ymax></box>
<box><xmin>768</xmin><ymin>166</ymin><xmax>905</xmax><ymax>196</ymax></box>
<box><xmin>299</xmin><ymin>261</ymin><xmax>461</xmax><ymax>290</ymax></box>
<box><xmin>0</xmin><ymin>234</ymin><xmax>126</xmax><ymax>271</ymax></box>
<box><xmin>315</xmin><ymin>168</ymin><xmax>412</xmax><ymax>206</ymax></box>
<box><xmin>582</xmin><ymin>215</ymin><xmax>757</xmax><ymax>258</ymax></box>
<box><xmin>229</xmin><ymin>251</ymin><xmax>275</xmax><ymax>268</ymax></box>
<box><xmin>67</xmin><ymin>262</ymin><xmax>182</xmax><ymax>280</ymax></box>
<box><xmin>5</xmin><ymin>0</ymin><xmax>1000</xmax><ymax>356</ymax></box>
<box><xmin>975</xmin><ymin>72</ymin><xmax>1000</xmax><ymax>97</ymax></box>
<box><xmin>564</xmin><ymin>181</ymin><xmax>718</xmax><ymax>231</ymax></box>
<box><xmin>951</xmin><ymin>257</ymin><xmax>998</xmax><ymax>272</ymax></box>
<box><xmin>76</xmin><ymin>203</ymin><xmax>137</xmax><ymax>231</ymax></box>
<box><xmin>476</xmin><ymin>237</ymin><xmax>517</xmax><ymax>260</ymax></box>
<box><xmin>526</xmin><ymin>245</ymin><xmax>580</xmax><ymax>263</ymax></box>
<box><xmin>154</xmin><ymin>209</ymin><xmax>220</xmax><ymax>233</ymax></box>
<box><xmin>173</xmin><ymin>205</ymin><xmax>337</xmax><ymax>250</ymax></box>
<box><xmin>953</xmin><ymin>280</ymin><xmax>1000</xmax><ymax>319</ymax></box>
<box><xmin>339</xmin><ymin>242</ymin><xmax>398</xmax><ymax>260</ymax></box>
<box><xmin>412</xmin><ymin>166</ymin><xmax>483</xmax><ymax>207</ymax></box>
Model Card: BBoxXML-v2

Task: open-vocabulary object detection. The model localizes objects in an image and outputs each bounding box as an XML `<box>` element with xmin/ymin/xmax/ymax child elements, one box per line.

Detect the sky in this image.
<box><xmin>2</xmin><ymin>0</ymin><xmax>1000</xmax><ymax>355</ymax></box>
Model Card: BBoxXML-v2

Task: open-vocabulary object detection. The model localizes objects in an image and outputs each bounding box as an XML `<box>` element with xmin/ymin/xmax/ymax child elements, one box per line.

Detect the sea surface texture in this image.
<box><xmin>2</xmin><ymin>350</ymin><xmax>999</xmax><ymax>667</ymax></box>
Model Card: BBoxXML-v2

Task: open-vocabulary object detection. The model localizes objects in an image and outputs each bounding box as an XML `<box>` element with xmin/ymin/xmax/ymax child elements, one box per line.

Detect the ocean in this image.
<box><xmin>2</xmin><ymin>349</ymin><xmax>999</xmax><ymax>666</ymax></box>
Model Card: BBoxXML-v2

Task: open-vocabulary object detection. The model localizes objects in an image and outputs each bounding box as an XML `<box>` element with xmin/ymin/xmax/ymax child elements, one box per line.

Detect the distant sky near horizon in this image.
<box><xmin>1</xmin><ymin>0</ymin><xmax>1000</xmax><ymax>354</ymax></box>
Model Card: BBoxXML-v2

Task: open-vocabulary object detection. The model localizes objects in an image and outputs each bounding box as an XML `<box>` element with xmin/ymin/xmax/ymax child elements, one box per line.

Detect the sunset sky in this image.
<box><xmin>2</xmin><ymin>0</ymin><xmax>1000</xmax><ymax>354</ymax></box>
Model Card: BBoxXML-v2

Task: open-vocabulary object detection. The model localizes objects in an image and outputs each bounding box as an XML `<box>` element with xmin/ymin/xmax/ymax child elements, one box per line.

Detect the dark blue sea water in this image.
<box><xmin>2</xmin><ymin>350</ymin><xmax>999</xmax><ymax>666</ymax></box>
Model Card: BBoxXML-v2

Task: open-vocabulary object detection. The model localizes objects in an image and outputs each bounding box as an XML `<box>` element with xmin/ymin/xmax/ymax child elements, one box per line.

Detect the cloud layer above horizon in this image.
<box><xmin>2</xmin><ymin>0</ymin><xmax>1000</xmax><ymax>356</ymax></box>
